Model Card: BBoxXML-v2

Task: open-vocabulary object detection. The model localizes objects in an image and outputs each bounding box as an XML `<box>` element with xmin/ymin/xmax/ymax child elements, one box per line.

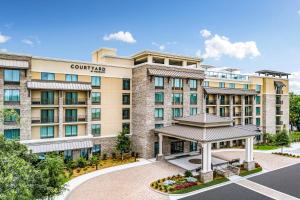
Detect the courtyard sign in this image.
<box><xmin>70</xmin><ymin>64</ymin><xmax>106</xmax><ymax>73</ymax></box>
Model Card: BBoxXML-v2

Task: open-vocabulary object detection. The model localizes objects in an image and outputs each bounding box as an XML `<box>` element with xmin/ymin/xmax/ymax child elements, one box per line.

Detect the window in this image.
<box><xmin>256</xmin><ymin>118</ymin><xmax>261</xmax><ymax>126</ymax></box>
<box><xmin>219</xmin><ymin>82</ymin><xmax>225</xmax><ymax>88</ymax></box>
<box><xmin>4</xmin><ymin>129</ymin><xmax>20</xmax><ymax>140</ymax></box>
<box><xmin>92</xmin><ymin>124</ymin><xmax>101</xmax><ymax>136</ymax></box>
<box><xmin>65</xmin><ymin>109</ymin><xmax>77</xmax><ymax>122</ymax></box>
<box><xmin>172</xmin><ymin>78</ymin><xmax>183</xmax><ymax>89</ymax></box>
<box><xmin>91</xmin><ymin>76</ymin><xmax>101</xmax><ymax>88</ymax></box>
<box><xmin>91</xmin><ymin>92</ymin><xmax>101</xmax><ymax>104</ymax></box>
<box><xmin>190</xmin><ymin>141</ymin><xmax>197</xmax><ymax>152</ymax></box>
<box><xmin>256</xmin><ymin>85</ymin><xmax>261</xmax><ymax>92</ymax></box>
<box><xmin>65</xmin><ymin>92</ymin><xmax>78</xmax><ymax>105</ymax></box>
<box><xmin>155</xmin><ymin>92</ymin><xmax>164</xmax><ymax>105</ymax></box>
<box><xmin>155</xmin><ymin>108</ymin><xmax>164</xmax><ymax>120</ymax></box>
<box><xmin>189</xmin><ymin>79</ymin><xmax>197</xmax><ymax>90</ymax></box>
<box><xmin>41</xmin><ymin>109</ymin><xmax>54</xmax><ymax>123</ymax></box>
<box><xmin>123</xmin><ymin>79</ymin><xmax>131</xmax><ymax>90</ymax></box>
<box><xmin>4</xmin><ymin>109</ymin><xmax>19</xmax><ymax>124</ymax></box>
<box><xmin>80</xmin><ymin>148</ymin><xmax>89</xmax><ymax>159</ymax></box>
<box><xmin>190</xmin><ymin>94</ymin><xmax>197</xmax><ymax>105</ymax></box>
<box><xmin>65</xmin><ymin>125</ymin><xmax>78</xmax><ymax>137</ymax></box>
<box><xmin>41</xmin><ymin>91</ymin><xmax>54</xmax><ymax>104</ymax></box>
<box><xmin>122</xmin><ymin>93</ymin><xmax>130</xmax><ymax>105</ymax></box>
<box><xmin>190</xmin><ymin>108</ymin><xmax>197</xmax><ymax>116</ymax></box>
<box><xmin>92</xmin><ymin>108</ymin><xmax>101</xmax><ymax>121</ymax></box>
<box><xmin>155</xmin><ymin>124</ymin><xmax>164</xmax><ymax>129</ymax></box>
<box><xmin>172</xmin><ymin>108</ymin><xmax>183</xmax><ymax>118</ymax></box>
<box><xmin>154</xmin><ymin>77</ymin><xmax>164</xmax><ymax>88</ymax></box>
<box><xmin>41</xmin><ymin>72</ymin><xmax>55</xmax><ymax>81</ymax></box>
<box><xmin>122</xmin><ymin>123</ymin><xmax>130</xmax><ymax>132</ymax></box>
<box><xmin>92</xmin><ymin>144</ymin><xmax>101</xmax><ymax>155</ymax></box>
<box><xmin>256</xmin><ymin>96</ymin><xmax>261</xmax><ymax>104</ymax></box>
<box><xmin>64</xmin><ymin>150</ymin><xmax>73</xmax><ymax>160</ymax></box>
<box><xmin>256</xmin><ymin>107</ymin><xmax>261</xmax><ymax>115</ymax></box>
<box><xmin>229</xmin><ymin>83</ymin><xmax>235</xmax><ymax>89</ymax></box>
<box><xmin>4</xmin><ymin>69</ymin><xmax>20</xmax><ymax>83</ymax></box>
<box><xmin>4</xmin><ymin>89</ymin><xmax>20</xmax><ymax>104</ymax></box>
<box><xmin>243</xmin><ymin>84</ymin><xmax>249</xmax><ymax>90</ymax></box>
<box><xmin>122</xmin><ymin>108</ymin><xmax>130</xmax><ymax>120</ymax></box>
<box><xmin>203</xmin><ymin>81</ymin><xmax>209</xmax><ymax>87</ymax></box>
<box><xmin>40</xmin><ymin>126</ymin><xmax>54</xmax><ymax>139</ymax></box>
<box><xmin>66</xmin><ymin>74</ymin><xmax>78</xmax><ymax>82</ymax></box>
<box><xmin>172</xmin><ymin>93</ymin><xmax>183</xmax><ymax>105</ymax></box>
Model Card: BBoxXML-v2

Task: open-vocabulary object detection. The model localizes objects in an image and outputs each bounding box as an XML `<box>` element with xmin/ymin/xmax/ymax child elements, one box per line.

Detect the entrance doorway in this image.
<box><xmin>171</xmin><ymin>141</ymin><xmax>184</xmax><ymax>154</ymax></box>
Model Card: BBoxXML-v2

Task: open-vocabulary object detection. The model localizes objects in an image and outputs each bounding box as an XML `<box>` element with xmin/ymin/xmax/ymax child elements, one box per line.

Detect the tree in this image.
<box><xmin>289</xmin><ymin>93</ymin><xmax>300</xmax><ymax>131</ymax></box>
<box><xmin>275</xmin><ymin>128</ymin><xmax>290</xmax><ymax>153</ymax></box>
<box><xmin>116</xmin><ymin>128</ymin><xmax>131</xmax><ymax>160</ymax></box>
<box><xmin>89</xmin><ymin>155</ymin><xmax>100</xmax><ymax>170</ymax></box>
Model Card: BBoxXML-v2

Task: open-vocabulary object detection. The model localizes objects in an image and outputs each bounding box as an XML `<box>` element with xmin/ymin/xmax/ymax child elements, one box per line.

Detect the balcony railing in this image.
<box><xmin>64</xmin><ymin>115</ymin><xmax>87</xmax><ymax>122</ymax></box>
<box><xmin>276</xmin><ymin>121</ymin><xmax>283</xmax><ymax>125</ymax></box>
<box><xmin>31</xmin><ymin>98</ymin><xmax>58</xmax><ymax>105</ymax></box>
<box><xmin>276</xmin><ymin>111</ymin><xmax>283</xmax><ymax>115</ymax></box>
<box><xmin>233</xmin><ymin>112</ymin><xmax>241</xmax><ymax>117</ymax></box>
<box><xmin>234</xmin><ymin>100</ymin><xmax>241</xmax><ymax>105</ymax></box>
<box><xmin>245</xmin><ymin>100</ymin><xmax>253</xmax><ymax>105</ymax></box>
<box><xmin>220</xmin><ymin>100</ymin><xmax>230</xmax><ymax>105</ymax></box>
<box><xmin>4</xmin><ymin>101</ymin><xmax>20</xmax><ymax>105</ymax></box>
<box><xmin>245</xmin><ymin>112</ymin><xmax>253</xmax><ymax>116</ymax></box>
<box><xmin>220</xmin><ymin>113</ymin><xmax>230</xmax><ymax>117</ymax></box>
<box><xmin>31</xmin><ymin>117</ymin><xmax>59</xmax><ymax>124</ymax></box>
<box><xmin>276</xmin><ymin>100</ymin><xmax>283</xmax><ymax>105</ymax></box>
<box><xmin>64</xmin><ymin>98</ymin><xmax>87</xmax><ymax>105</ymax></box>
<box><xmin>206</xmin><ymin>100</ymin><xmax>217</xmax><ymax>105</ymax></box>
<box><xmin>172</xmin><ymin>101</ymin><xmax>183</xmax><ymax>105</ymax></box>
<box><xmin>172</xmin><ymin>87</ymin><xmax>183</xmax><ymax>90</ymax></box>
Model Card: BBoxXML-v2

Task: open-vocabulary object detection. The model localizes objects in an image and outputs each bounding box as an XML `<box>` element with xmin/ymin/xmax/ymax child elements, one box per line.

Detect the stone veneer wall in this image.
<box><xmin>281</xmin><ymin>94</ymin><xmax>289</xmax><ymax>131</ymax></box>
<box><xmin>92</xmin><ymin>136</ymin><xmax>118</xmax><ymax>155</ymax></box>
<box><xmin>262</xmin><ymin>94</ymin><xmax>276</xmax><ymax>133</ymax></box>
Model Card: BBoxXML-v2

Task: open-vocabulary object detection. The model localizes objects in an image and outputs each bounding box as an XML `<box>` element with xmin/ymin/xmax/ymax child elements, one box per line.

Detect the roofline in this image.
<box><xmin>131</xmin><ymin>50</ymin><xmax>202</xmax><ymax>62</ymax></box>
<box><xmin>255</xmin><ymin>70</ymin><xmax>291</xmax><ymax>76</ymax></box>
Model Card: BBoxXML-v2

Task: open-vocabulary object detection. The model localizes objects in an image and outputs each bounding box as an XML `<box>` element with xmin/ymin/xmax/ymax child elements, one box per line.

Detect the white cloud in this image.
<box><xmin>199</xmin><ymin>30</ymin><xmax>260</xmax><ymax>59</ymax></box>
<box><xmin>195</xmin><ymin>49</ymin><xmax>201</xmax><ymax>57</ymax></box>
<box><xmin>103</xmin><ymin>31</ymin><xmax>136</xmax><ymax>43</ymax></box>
<box><xmin>152</xmin><ymin>42</ymin><xmax>166</xmax><ymax>51</ymax></box>
<box><xmin>290</xmin><ymin>72</ymin><xmax>300</xmax><ymax>94</ymax></box>
<box><xmin>0</xmin><ymin>48</ymin><xmax>7</xmax><ymax>52</ymax></box>
<box><xmin>0</xmin><ymin>33</ymin><xmax>10</xmax><ymax>43</ymax></box>
<box><xmin>22</xmin><ymin>36</ymin><xmax>41</xmax><ymax>47</ymax></box>
<box><xmin>200</xmin><ymin>29</ymin><xmax>211</xmax><ymax>38</ymax></box>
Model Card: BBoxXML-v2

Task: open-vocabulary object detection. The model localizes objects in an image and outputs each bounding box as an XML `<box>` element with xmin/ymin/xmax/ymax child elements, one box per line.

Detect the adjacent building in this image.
<box><xmin>0</xmin><ymin>48</ymin><xmax>290</xmax><ymax>160</ymax></box>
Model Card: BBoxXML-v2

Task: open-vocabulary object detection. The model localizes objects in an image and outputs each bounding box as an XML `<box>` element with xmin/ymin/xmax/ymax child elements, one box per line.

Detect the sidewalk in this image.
<box><xmin>55</xmin><ymin>158</ymin><xmax>152</xmax><ymax>200</ymax></box>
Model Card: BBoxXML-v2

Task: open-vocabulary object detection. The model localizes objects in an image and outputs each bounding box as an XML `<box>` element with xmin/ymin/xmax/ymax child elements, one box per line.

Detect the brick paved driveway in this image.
<box><xmin>67</xmin><ymin>161</ymin><xmax>184</xmax><ymax>200</ymax></box>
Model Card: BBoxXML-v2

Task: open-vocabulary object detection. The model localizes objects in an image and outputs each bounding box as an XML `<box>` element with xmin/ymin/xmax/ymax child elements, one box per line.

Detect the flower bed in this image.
<box><xmin>150</xmin><ymin>174</ymin><xmax>228</xmax><ymax>194</ymax></box>
<box><xmin>272</xmin><ymin>152</ymin><xmax>300</xmax><ymax>158</ymax></box>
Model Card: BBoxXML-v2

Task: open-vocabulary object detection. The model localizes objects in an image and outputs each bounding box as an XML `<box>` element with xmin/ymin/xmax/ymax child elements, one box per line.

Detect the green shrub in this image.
<box><xmin>111</xmin><ymin>152</ymin><xmax>116</xmax><ymax>159</ymax></box>
<box><xmin>184</xmin><ymin>170</ymin><xmax>193</xmax><ymax>177</ymax></box>
<box><xmin>76</xmin><ymin>157</ymin><xmax>87</xmax><ymax>168</ymax></box>
<box><xmin>102</xmin><ymin>153</ymin><xmax>107</xmax><ymax>160</ymax></box>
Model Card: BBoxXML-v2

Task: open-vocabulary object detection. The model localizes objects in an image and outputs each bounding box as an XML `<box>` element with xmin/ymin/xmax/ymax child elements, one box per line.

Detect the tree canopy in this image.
<box><xmin>289</xmin><ymin>92</ymin><xmax>300</xmax><ymax>130</ymax></box>
<box><xmin>116</xmin><ymin>128</ymin><xmax>131</xmax><ymax>160</ymax></box>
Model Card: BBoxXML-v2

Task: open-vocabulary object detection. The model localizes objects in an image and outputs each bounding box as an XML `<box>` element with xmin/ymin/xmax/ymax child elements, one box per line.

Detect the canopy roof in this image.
<box><xmin>27</xmin><ymin>80</ymin><xmax>92</xmax><ymax>91</ymax></box>
<box><xmin>148</xmin><ymin>68</ymin><xmax>204</xmax><ymax>79</ymax></box>
<box><xmin>256</xmin><ymin>70</ymin><xmax>290</xmax><ymax>77</ymax></box>
<box><xmin>204</xmin><ymin>87</ymin><xmax>257</xmax><ymax>95</ymax></box>
<box><xmin>174</xmin><ymin>113</ymin><xmax>232</xmax><ymax>127</ymax></box>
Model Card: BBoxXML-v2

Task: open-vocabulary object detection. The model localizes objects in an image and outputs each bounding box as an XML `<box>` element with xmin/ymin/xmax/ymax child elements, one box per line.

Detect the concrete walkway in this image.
<box><xmin>55</xmin><ymin>159</ymin><xmax>152</xmax><ymax>200</ymax></box>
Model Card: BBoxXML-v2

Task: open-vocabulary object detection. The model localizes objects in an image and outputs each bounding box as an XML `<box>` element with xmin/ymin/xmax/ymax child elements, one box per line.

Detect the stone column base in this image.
<box><xmin>156</xmin><ymin>154</ymin><xmax>165</xmax><ymax>161</ymax></box>
<box><xmin>200</xmin><ymin>171</ymin><xmax>213</xmax><ymax>183</ymax></box>
<box><xmin>244</xmin><ymin>161</ymin><xmax>255</xmax><ymax>171</ymax></box>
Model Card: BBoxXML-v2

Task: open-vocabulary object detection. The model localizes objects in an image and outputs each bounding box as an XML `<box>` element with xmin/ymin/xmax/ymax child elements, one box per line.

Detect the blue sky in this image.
<box><xmin>0</xmin><ymin>0</ymin><xmax>300</xmax><ymax>77</ymax></box>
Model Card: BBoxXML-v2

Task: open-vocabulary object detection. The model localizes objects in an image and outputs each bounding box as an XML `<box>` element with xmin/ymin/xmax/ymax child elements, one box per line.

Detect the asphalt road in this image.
<box><xmin>249</xmin><ymin>163</ymin><xmax>300</xmax><ymax>199</ymax></box>
<box><xmin>180</xmin><ymin>183</ymin><xmax>273</xmax><ymax>200</ymax></box>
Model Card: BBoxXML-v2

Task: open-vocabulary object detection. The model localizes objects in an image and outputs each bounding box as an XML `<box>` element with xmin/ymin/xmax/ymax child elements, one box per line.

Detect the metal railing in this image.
<box><xmin>64</xmin><ymin>115</ymin><xmax>87</xmax><ymax>122</ymax></box>
<box><xmin>31</xmin><ymin>98</ymin><xmax>58</xmax><ymax>105</ymax></box>
<box><xmin>245</xmin><ymin>112</ymin><xmax>253</xmax><ymax>116</ymax></box>
<box><xmin>64</xmin><ymin>98</ymin><xmax>87</xmax><ymax>105</ymax></box>
<box><xmin>206</xmin><ymin>100</ymin><xmax>217</xmax><ymax>105</ymax></box>
<box><xmin>31</xmin><ymin>117</ymin><xmax>59</xmax><ymax>124</ymax></box>
<box><xmin>220</xmin><ymin>100</ymin><xmax>230</xmax><ymax>105</ymax></box>
<box><xmin>220</xmin><ymin>113</ymin><xmax>230</xmax><ymax>117</ymax></box>
<box><xmin>276</xmin><ymin>111</ymin><xmax>283</xmax><ymax>115</ymax></box>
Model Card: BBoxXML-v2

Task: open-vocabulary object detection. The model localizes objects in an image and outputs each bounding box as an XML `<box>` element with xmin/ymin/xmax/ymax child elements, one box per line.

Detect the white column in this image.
<box><xmin>201</xmin><ymin>143</ymin><xmax>212</xmax><ymax>173</ymax></box>
<box><xmin>245</xmin><ymin>137</ymin><xmax>254</xmax><ymax>162</ymax></box>
<box><xmin>158</xmin><ymin>133</ymin><xmax>163</xmax><ymax>156</ymax></box>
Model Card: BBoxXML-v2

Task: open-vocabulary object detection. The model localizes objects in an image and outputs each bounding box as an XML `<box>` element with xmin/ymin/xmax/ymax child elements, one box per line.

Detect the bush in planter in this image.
<box><xmin>102</xmin><ymin>153</ymin><xmax>107</xmax><ymax>160</ymax></box>
<box><xmin>184</xmin><ymin>170</ymin><xmax>193</xmax><ymax>177</ymax></box>
<box><xmin>76</xmin><ymin>157</ymin><xmax>87</xmax><ymax>168</ymax></box>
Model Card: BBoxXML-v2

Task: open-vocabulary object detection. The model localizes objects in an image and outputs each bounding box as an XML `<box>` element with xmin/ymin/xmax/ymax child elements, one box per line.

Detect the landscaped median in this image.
<box><xmin>272</xmin><ymin>152</ymin><xmax>300</xmax><ymax>158</ymax></box>
<box><xmin>150</xmin><ymin>171</ymin><xmax>229</xmax><ymax>194</ymax></box>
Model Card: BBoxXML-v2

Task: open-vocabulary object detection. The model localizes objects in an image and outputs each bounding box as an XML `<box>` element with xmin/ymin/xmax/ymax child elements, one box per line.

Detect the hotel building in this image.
<box><xmin>0</xmin><ymin>48</ymin><xmax>289</xmax><ymax>160</ymax></box>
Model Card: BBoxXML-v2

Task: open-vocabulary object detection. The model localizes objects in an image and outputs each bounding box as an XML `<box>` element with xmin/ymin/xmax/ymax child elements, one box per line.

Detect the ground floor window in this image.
<box><xmin>122</xmin><ymin>123</ymin><xmax>130</xmax><ymax>132</ymax></box>
<box><xmin>256</xmin><ymin>135</ymin><xmax>261</xmax><ymax>142</ymax></box>
<box><xmin>80</xmin><ymin>148</ymin><xmax>90</xmax><ymax>159</ymax></box>
<box><xmin>171</xmin><ymin>141</ymin><xmax>184</xmax><ymax>154</ymax></box>
<box><xmin>4</xmin><ymin>129</ymin><xmax>20</xmax><ymax>140</ymax></box>
<box><xmin>190</xmin><ymin>141</ymin><xmax>197</xmax><ymax>152</ymax></box>
<box><xmin>92</xmin><ymin>144</ymin><xmax>101</xmax><ymax>155</ymax></box>
<box><xmin>64</xmin><ymin>150</ymin><xmax>73</xmax><ymax>160</ymax></box>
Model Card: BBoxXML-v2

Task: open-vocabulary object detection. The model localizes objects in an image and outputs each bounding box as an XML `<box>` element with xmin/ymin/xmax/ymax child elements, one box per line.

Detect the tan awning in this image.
<box><xmin>27</xmin><ymin>81</ymin><xmax>92</xmax><ymax>91</ymax></box>
<box><xmin>148</xmin><ymin>68</ymin><xmax>204</xmax><ymax>79</ymax></box>
<box><xmin>204</xmin><ymin>87</ymin><xmax>257</xmax><ymax>95</ymax></box>
<box><xmin>22</xmin><ymin>138</ymin><xmax>93</xmax><ymax>153</ymax></box>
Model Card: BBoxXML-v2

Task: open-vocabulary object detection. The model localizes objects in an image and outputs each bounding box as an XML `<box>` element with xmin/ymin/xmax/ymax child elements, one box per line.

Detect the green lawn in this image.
<box><xmin>254</xmin><ymin>144</ymin><xmax>279</xmax><ymax>150</ymax></box>
<box><xmin>240</xmin><ymin>167</ymin><xmax>263</xmax><ymax>177</ymax></box>
<box><xmin>171</xmin><ymin>177</ymin><xmax>229</xmax><ymax>194</ymax></box>
<box><xmin>290</xmin><ymin>132</ymin><xmax>300</xmax><ymax>142</ymax></box>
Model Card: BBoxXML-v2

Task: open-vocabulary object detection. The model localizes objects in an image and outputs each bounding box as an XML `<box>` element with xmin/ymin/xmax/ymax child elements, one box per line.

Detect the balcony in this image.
<box><xmin>220</xmin><ymin>100</ymin><xmax>229</xmax><ymax>105</ymax></box>
<box><xmin>155</xmin><ymin>117</ymin><xmax>164</xmax><ymax>121</ymax></box>
<box><xmin>233</xmin><ymin>112</ymin><xmax>241</xmax><ymax>117</ymax></box>
<box><xmin>64</xmin><ymin>98</ymin><xmax>87</xmax><ymax>105</ymax></box>
<box><xmin>276</xmin><ymin>111</ymin><xmax>283</xmax><ymax>115</ymax></box>
<box><xmin>276</xmin><ymin>121</ymin><xmax>283</xmax><ymax>125</ymax></box>
<box><xmin>245</xmin><ymin>112</ymin><xmax>253</xmax><ymax>116</ymax></box>
<box><xmin>172</xmin><ymin>87</ymin><xmax>183</xmax><ymax>90</ymax></box>
<box><xmin>64</xmin><ymin>115</ymin><xmax>87</xmax><ymax>123</ymax></box>
<box><xmin>245</xmin><ymin>100</ymin><xmax>253</xmax><ymax>105</ymax></box>
<box><xmin>234</xmin><ymin>100</ymin><xmax>241</xmax><ymax>105</ymax></box>
<box><xmin>31</xmin><ymin>117</ymin><xmax>59</xmax><ymax>124</ymax></box>
<box><xmin>276</xmin><ymin>100</ymin><xmax>283</xmax><ymax>105</ymax></box>
<box><xmin>4</xmin><ymin>80</ymin><xmax>20</xmax><ymax>85</ymax></box>
<box><xmin>220</xmin><ymin>113</ymin><xmax>230</xmax><ymax>117</ymax></box>
<box><xmin>155</xmin><ymin>86</ymin><xmax>164</xmax><ymax>90</ymax></box>
<box><xmin>31</xmin><ymin>98</ymin><xmax>58</xmax><ymax>105</ymax></box>
<box><xmin>206</xmin><ymin>100</ymin><xmax>217</xmax><ymax>105</ymax></box>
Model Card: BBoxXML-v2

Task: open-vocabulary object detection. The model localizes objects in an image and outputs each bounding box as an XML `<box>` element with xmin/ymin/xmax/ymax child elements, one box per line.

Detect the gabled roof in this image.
<box><xmin>204</xmin><ymin>87</ymin><xmax>257</xmax><ymax>95</ymax></box>
<box><xmin>174</xmin><ymin>113</ymin><xmax>232</xmax><ymax>127</ymax></box>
